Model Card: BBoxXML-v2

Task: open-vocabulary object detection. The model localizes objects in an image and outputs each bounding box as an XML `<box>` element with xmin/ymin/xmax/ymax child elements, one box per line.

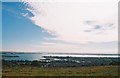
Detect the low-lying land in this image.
<box><xmin>2</xmin><ymin>59</ymin><xmax>120</xmax><ymax>76</ymax></box>
<box><xmin>2</xmin><ymin>55</ymin><xmax>120</xmax><ymax>76</ymax></box>
<box><xmin>2</xmin><ymin>65</ymin><xmax>119</xmax><ymax>76</ymax></box>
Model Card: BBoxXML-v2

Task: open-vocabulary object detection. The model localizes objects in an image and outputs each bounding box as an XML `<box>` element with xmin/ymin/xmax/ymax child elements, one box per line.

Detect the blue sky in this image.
<box><xmin>2</xmin><ymin>2</ymin><xmax>54</xmax><ymax>52</ymax></box>
<box><xmin>2</xmin><ymin>1</ymin><xmax>118</xmax><ymax>54</ymax></box>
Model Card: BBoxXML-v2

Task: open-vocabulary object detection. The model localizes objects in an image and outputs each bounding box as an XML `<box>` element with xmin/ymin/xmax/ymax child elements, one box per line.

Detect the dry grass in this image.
<box><xmin>2</xmin><ymin>65</ymin><xmax>119</xmax><ymax>76</ymax></box>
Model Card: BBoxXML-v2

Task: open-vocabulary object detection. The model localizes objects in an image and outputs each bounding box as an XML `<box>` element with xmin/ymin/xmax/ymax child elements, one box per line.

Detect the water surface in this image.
<box><xmin>1</xmin><ymin>52</ymin><xmax>119</xmax><ymax>61</ymax></box>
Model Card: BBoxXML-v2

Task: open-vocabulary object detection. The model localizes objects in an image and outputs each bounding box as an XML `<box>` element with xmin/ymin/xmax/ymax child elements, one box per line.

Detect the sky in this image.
<box><xmin>2</xmin><ymin>0</ymin><xmax>118</xmax><ymax>54</ymax></box>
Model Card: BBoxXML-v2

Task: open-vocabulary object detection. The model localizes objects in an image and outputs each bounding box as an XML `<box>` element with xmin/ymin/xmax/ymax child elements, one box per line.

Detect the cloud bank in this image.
<box><xmin>19</xmin><ymin>0</ymin><xmax>118</xmax><ymax>53</ymax></box>
<box><xmin>22</xmin><ymin>0</ymin><xmax>118</xmax><ymax>43</ymax></box>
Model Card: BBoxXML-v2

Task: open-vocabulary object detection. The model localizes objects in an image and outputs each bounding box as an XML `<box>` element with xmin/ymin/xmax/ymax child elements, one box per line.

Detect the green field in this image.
<box><xmin>2</xmin><ymin>65</ymin><xmax>119</xmax><ymax>76</ymax></box>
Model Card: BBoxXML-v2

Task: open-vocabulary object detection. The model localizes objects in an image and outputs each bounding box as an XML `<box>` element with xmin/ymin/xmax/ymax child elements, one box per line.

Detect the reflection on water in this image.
<box><xmin>1</xmin><ymin>52</ymin><xmax>119</xmax><ymax>61</ymax></box>
<box><xmin>1</xmin><ymin>52</ymin><xmax>43</xmax><ymax>61</ymax></box>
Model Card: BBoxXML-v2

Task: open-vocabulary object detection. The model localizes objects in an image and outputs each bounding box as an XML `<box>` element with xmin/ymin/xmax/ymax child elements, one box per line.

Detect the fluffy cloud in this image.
<box><xmin>22</xmin><ymin>0</ymin><xmax>118</xmax><ymax>43</ymax></box>
<box><xmin>18</xmin><ymin>0</ymin><xmax>118</xmax><ymax>53</ymax></box>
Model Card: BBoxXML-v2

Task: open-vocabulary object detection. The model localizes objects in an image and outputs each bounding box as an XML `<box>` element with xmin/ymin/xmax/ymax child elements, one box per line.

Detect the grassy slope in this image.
<box><xmin>2</xmin><ymin>65</ymin><xmax>119</xmax><ymax>76</ymax></box>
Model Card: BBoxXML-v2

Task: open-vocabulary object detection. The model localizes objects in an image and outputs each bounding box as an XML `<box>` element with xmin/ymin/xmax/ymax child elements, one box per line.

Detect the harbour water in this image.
<box><xmin>1</xmin><ymin>52</ymin><xmax>119</xmax><ymax>61</ymax></box>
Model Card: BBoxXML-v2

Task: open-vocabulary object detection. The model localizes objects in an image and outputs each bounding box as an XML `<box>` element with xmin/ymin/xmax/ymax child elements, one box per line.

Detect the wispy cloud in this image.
<box><xmin>21</xmin><ymin>0</ymin><xmax>118</xmax><ymax>43</ymax></box>
<box><xmin>84</xmin><ymin>20</ymin><xmax>116</xmax><ymax>34</ymax></box>
<box><xmin>17</xmin><ymin>0</ymin><xmax>118</xmax><ymax>53</ymax></box>
<box><xmin>30</xmin><ymin>41</ymin><xmax>118</xmax><ymax>54</ymax></box>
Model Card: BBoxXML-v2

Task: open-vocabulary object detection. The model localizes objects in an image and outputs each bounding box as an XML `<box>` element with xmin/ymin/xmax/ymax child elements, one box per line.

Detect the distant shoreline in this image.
<box><xmin>0</xmin><ymin>51</ymin><xmax>119</xmax><ymax>55</ymax></box>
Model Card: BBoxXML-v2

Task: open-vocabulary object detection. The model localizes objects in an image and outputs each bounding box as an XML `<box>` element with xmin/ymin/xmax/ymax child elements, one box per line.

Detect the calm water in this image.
<box><xmin>1</xmin><ymin>52</ymin><xmax>44</xmax><ymax>61</ymax></box>
<box><xmin>1</xmin><ymin>52</ymin><xmax>120</xmax><ymax>61</ymax></box>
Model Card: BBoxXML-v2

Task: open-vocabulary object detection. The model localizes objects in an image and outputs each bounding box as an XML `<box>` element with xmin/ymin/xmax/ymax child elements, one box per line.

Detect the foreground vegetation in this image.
<box><xmin>2</xmin><ymin>54</ymin><xmax>120</xmax><ymax>76</ymax></box>
<box><xmin>2</xmin><ymin>65</ymin><xmax>119</xmax><ymax>76</ymax></box>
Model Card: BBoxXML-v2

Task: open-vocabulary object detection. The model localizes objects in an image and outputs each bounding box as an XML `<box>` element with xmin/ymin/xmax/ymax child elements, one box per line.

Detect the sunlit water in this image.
<box><xmin>1</xmin><ymin>52</ymin><xmax>119</xmax><ymax>61</ymax></box>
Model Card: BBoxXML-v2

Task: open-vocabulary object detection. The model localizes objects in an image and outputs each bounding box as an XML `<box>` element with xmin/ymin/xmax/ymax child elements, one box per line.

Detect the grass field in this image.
<box><xmin>2</xmin><ymin>65</ymin><xmax>119</xmax><ymax>76</ymax></box>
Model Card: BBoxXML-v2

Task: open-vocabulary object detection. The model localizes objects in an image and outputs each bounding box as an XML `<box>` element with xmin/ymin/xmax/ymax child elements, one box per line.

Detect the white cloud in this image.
<box><xmin>21</xmin><ymin>13</ymin><xmax>29</xmax><ymax>17</ymax></box>
<box><xmin>19</xmin><ymin>0</ymin><xmax>118</xmax><ymax>53</ymax></box>
<box><xmin>31</xmin><ymin>41</ymin><xmax>118</xmax><ymax>54</ymax></box>
<box><xmin>22</xmin><ymin>0</ymin><xmax>118</xmax><ymax>43</ymax></box>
